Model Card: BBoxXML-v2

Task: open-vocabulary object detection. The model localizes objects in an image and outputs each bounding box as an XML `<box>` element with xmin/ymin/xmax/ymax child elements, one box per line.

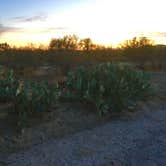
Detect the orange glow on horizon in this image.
<box><xmin>1</xmin><ymin>31</ymin><xmax>165</xmax><ymax>48</ymax></box>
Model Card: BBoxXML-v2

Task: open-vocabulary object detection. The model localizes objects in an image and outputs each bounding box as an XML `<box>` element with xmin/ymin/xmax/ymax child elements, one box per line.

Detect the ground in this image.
<box><xmin>2</xmin><ymin>99</ymin><xmax>166</xmax><ymax>166</ymax></box>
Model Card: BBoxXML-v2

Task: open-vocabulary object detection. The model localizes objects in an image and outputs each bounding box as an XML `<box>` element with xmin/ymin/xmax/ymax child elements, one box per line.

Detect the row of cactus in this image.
<box><xmin>65</xmin><ymin>63</ymin><xmax>153</xmax><ymax>116</ymax></box>
<box><xmin>0</xmin><ymin>64</ymin><xmax>153</xmax><ymax>127</ymax></box>
<box><xmin>0</xmin><ymin>70</ymin><xmax>58</xmax><ymax>126</ymax></box>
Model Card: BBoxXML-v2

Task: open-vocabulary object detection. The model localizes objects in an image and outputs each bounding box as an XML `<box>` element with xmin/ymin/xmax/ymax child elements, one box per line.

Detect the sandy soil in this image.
<box><xmin>2</xmin><ymin>100</ymin><xmax>166</xmax><ymax>166</ymax></box>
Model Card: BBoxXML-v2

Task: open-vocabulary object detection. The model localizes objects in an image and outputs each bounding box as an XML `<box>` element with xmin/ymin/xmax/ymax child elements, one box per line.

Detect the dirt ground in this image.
<box><xmin>4</xmin><ymin>101</ymin><xmax>166</xmax><ymax>166</ymax></box>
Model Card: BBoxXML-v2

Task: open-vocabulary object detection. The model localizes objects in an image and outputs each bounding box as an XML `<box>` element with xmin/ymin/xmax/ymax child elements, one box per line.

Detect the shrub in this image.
<box><xmin>65</xmin><ymin>63</ymin><xmax>153</xmax><ymax>116</ymax></box>
<box><xmin>14</xmin><ymin>81</ymin><xmax>58</xmax><ymax>126</ymax></box>
<box><xmin>0</xmin><ymin>69</ymin><xmax>58</xmax><ymax>127</ymax></box>
<box><xmin>0</xmin><ymin>70</ymin><xmax>18</xmax><ymax>102</ymax></box>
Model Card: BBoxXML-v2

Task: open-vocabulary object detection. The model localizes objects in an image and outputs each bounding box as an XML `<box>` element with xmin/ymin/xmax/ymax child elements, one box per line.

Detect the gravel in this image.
<box><xmin>2</xmin><ymin>108</ymin><xmax>166</xmax><ymax>166</ymax></box>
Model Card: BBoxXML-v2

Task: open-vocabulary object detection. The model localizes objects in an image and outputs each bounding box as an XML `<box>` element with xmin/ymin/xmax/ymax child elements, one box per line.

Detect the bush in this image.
<box><xmin>0</xmin><ymin>69</ymin><xmax>58</xmax><ymax>127</ymax></box>
<box><xmin>65</xmin><ymin>63</ymin><xmax>153</xmax><ymax>115</ymax></box>
<box><xmin>14</xmin><ymin>81</ymin><xmax>58</xmax><ymax>126</ymax></box>
<box><xmin>0</xmin><ymin>70</ymin><xmax>18</xmax><ymax>102</ymax></box>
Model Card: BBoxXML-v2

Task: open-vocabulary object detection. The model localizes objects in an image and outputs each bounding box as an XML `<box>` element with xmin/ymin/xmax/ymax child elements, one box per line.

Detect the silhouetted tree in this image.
<box><xmin>63</xmin><ymin>34</ymin><xmax>78</xmax><ymax>50</ymax></box>
<box><xmin>49</xmin><ymin>38</ymin><xmax>64</xmax><ymax>50</ymax></box>
<box><xmin>121</xmin><ymin>37</ymin><xmax>155</xmax><ymax>65</ymax></box>
<box><xmin>121</xmin><ymin>37</ymin><xmax>154</xmax><ymax>49</ymax></box>
<box><xmin>0</xmin><ymin>42</ymin><xmax>10</xmax><ymax>50</ymax></box>
<box><xmin>139</xmin><ymin>37</ymin><xmax>154</xmax><ymax>47</ymax></box>
<box><xmin>79</xmin><ymin>38</ymin><xmax>93</xmax><ymax>50</ymax></box>
<box><xmin>49</xmin><ymin>34</ymin><xmax>78</xmax><ymax>50</ymax></box>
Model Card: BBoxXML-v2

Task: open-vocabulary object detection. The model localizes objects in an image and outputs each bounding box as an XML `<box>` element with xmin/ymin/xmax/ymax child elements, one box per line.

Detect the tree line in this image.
<box><xmin>0</xmin><ymin>35</ymin><xmax>155</xmax><ymax>51</ymax></box>
<box><xmin>49</xmin><ymin>35</ymin><xmax>155</xmax><ymax>50</ymax></box>
<box><xmin>49</xmin><ymin>34</ymin><xmax>106</xmax><ymax>51</ymax></box>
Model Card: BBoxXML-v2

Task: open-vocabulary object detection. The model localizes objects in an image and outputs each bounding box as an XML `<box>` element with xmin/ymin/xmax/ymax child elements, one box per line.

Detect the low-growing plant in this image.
<box><xmin>0</xmin><ymin>70</ymin><xmax>18</xmax><ymax>102</ymax></box>
<box><xmin>14</xmin><ymin>81</ymin><xmax>58</xmax><ymax>126</ymax></box>
<box><xmin>0</xmin><ymin>69</ymin><xmax>58</xmax><ymax>127</ymax></box>
<box><xmin>65</xmin><ymin>63</ymin><xmax>153</xmax><ymax>116</ymax></box>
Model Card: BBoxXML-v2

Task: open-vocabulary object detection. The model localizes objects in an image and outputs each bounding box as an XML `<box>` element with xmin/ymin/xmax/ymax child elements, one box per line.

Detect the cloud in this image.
<box><xmin>47</xmin><ymin>27</ymin><xmax>69</xmax><ymax>31</ymax></box>
<box><xmin>128</xmin><ymin>31</ymin><xmax>166</xmax><ymax>38</ymax></box>
<box><xmin>11</xmin><ymin>14</ymin><xmax>47</xmax><ymax>22</ymax></box>
<box><xmin>0</xmin><ymin>22</ymin><xmax>69</xmax><ymax>35</ymax></box>
<box><xmin>151</xmin><ymin>32</ymin><xmax>166</xmax><ymax>38</ymax></box>
<box><xmin>36</xmin><ymin>27</ymin><xmax>70</xmax><ymax>33</ymax></box>
<box><xmin>0</xmin><ymin>24</ymin><xmax>21</xmax><ymax>35</ymax></box>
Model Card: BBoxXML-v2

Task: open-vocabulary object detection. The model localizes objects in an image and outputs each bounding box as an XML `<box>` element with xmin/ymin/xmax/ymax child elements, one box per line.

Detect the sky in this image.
<box><xmin>0</xmin><ymin>0</ymin><xmax>166</xmax><ymax>47</ymax></box>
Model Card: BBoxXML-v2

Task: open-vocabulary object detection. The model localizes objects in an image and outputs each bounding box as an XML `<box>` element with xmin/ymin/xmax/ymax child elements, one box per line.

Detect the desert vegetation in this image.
<box><xmin>0</xmin><ymin>36</ymin><xmax>165</xmax><ymax>121</ymax></box>
<box><xmin>64</xmin><ymin>63</ymin><xmax>152</xmax><ymax>115</ymax></box>
<box><xmin>0</xmin><ymin>36</ymin><xmax>166</xmax><ymax>72</ymax></box>
<box><xmin>0</xmin><ymin>35</ymin><xmax>166</xmax><ymax>155</ymax></box>
<box><xmin>0</xmin><ymin>63</ymin><xmax>152</xmax><ymax>127</ymax></box>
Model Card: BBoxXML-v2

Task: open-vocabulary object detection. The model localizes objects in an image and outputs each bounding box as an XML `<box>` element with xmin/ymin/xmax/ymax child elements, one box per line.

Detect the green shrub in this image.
<box><xmin>65</xmin><ymin>63</ymin><xmax>153</xmax><ymax>115</ymax></box>
<box><xmin>15</xmin><ymin>81</ymin><xmax>58</xmax><ymax>112</ymax></box>
<box><xmin>0</xmin><ymin>70</ymin><xmax>18</xmax><ymax>102</ymax></box>
<box><xmin>14</xmin><ymin>81</ymin><xmax>58</xmax><ymax>126</ymax></box>
<box><xmin>0</xmin><ymin>69</ymin><xmax>58</xmax><ymax>127</ymax></box>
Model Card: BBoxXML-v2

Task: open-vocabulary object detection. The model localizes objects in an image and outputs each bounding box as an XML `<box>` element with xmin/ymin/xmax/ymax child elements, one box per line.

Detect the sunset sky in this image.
<box><xmin>0</xmin><ymin>0</ymin><xmax>166</xmax><ymax>47</ymax></box>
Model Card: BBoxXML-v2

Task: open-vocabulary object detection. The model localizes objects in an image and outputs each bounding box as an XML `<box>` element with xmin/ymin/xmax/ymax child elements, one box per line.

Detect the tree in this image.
<box><xmin>49</xmin><ymin>38</ymin><xmax>64</xmax><ymax>50</ymax></box>
<box><xmin>121</xmin><ymin>36</ymin><xmax>155</xmax><ymax>62</ymax></box>
<box><xmin>79</xmin><ymin>38</ymin><xmax>93</xmax><ymax>50</ymax></box>
<box><xmin>121</xmin><ymin>37</ymin><xmax>154</xmax><ymax>49</ymax></box>
<box><xmin>63</xmin><ymin>34</ymin><xmax>78</xmax><ymax>50</ymax></box>
<box><xmin>0</xmin><ymin>42</ymin><xmax>10</xmax><ymax>50</ymax></box>
<box><xmin>139</xmin><ymin>37</ymin><xmax>154</xmax><ymax>47</ymax></box>
<box><xmin>49</xmin><ymin>34</ymin><xmax>79</xmax><ymax>50</ymax></box>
